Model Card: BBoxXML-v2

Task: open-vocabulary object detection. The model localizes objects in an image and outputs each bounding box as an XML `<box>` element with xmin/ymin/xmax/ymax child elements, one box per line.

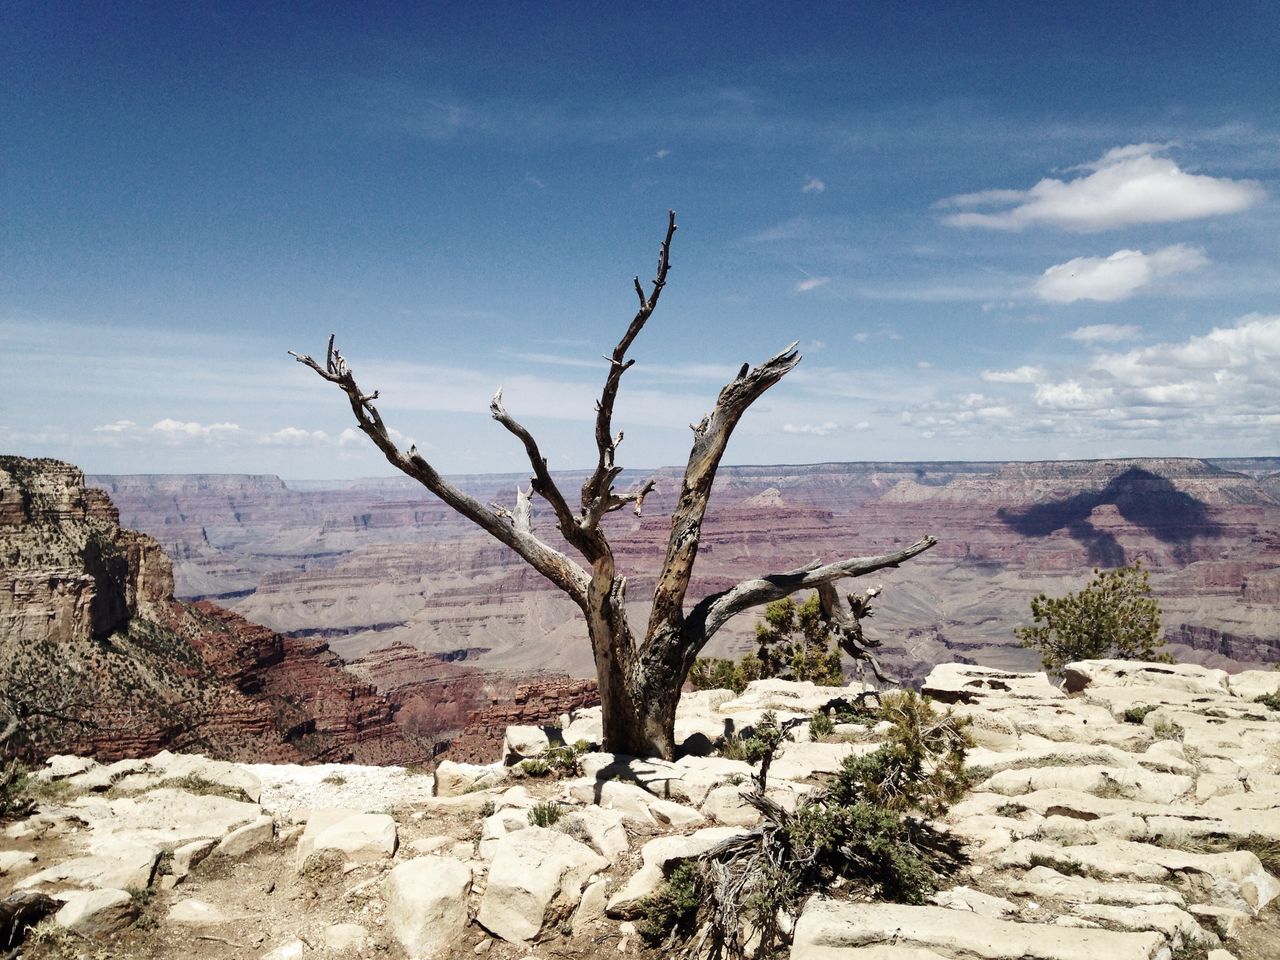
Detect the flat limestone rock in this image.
<box><xmin>995</xmin><ymin>865</ymin><xmax>1185</xmax><ymax>907</ymax></box>
<box><xmin>1062</xmin><ymin>659</ymin><xmax>1231</xmax><ymax>696</ymax></box>
<box><xmin>68</xmin><ymin>788</ymin><xmax>263</xmax><ymax>850</ymax></box>
<box><xmin>792</xmin><ymin>898</ymin><xmax>1167</xmax><ymax>960</ymax></box>
<box><xmin>996</xmin><ymin>839</ymin><xmax>1280</xmax><ymax>913</ymax></box>
<box><xmin>922</xmin><ymin>664</ymin><xmax>1064</xmax><ymax>704</ymax></box>
<box><xmin>17</xmin><ymin>844</ymin><xmax>159</xmax><ymax>894</ymax></box>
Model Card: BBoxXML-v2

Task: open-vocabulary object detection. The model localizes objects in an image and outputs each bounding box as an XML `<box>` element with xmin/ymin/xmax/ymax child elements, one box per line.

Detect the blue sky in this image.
<box><xmin>3</xmin><ymin>1</ymin><xmax>1278</xmax><ymax>479</ymax></box>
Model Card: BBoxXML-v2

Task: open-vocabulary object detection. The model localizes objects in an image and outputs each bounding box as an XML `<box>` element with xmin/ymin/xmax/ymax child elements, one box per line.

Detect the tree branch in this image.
<box><xmin>689</xmin><ymin>536</ymin><xmax>938</xmax><ymax>642</ymax></box>
<box><xmin>647</xmin><ymin>342</ymin><xmax>802</xmax><ymax>639</ymax></box>
<box><xmin>581</xmin><ymin>210</ymin><xmax>677</xmax><ymax>527</ymax></box>
<box><xmin>489</xmin><ymin>388</ymin><xmax>596</xmax><ymax>556</ymax></box>
<box><xmin>290</xmin><ymin>340</ymin><xmax>591</xmax><ymax>608</ymax></box>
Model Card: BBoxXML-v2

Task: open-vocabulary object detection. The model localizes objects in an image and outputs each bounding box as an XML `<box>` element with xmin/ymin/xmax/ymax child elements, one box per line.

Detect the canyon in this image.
<box><xmin>88</xmin><ymin>457</ymin><xmax>1280</xmax><ymax>724</ymax></box>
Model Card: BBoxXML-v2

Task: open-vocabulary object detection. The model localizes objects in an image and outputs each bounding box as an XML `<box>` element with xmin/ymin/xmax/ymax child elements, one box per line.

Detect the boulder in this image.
<box><xmin>67</xmin><ymin>787</ymin><xmax>263</xmax><ymax>851</ymax></box>
<box><xmin>502</xmin><ymin>725</ymin><xmax>555</xmax><ymax>764</ymax></box>
<box><xmin>996</xmin><ymin>865</ymin><xmax>1185</xmax><ymax>906</ymax></box>
<box><xmin>260</xmin><ymin>938</ymin><xmax>306</xmax><ymax>960</ymax></box>
<box><xmin>434</xmin><ymin>760</ymin><xmax>506</xmax><ymax>798</ymax></box>
<box><xmin>170</xmin><ymin>838</ymin><xmax>217</xmax><ymax>880</ymax></box>
<box><xmin>996</xmin><ymin>839</ymin><xmax>1280</xmax><ymax>913</ymax></box>
<box><xmin>555</xmin><ymin>806</ymin><xmax>629</xmax><ymax>860</ymax></box>
<box><xmin>928</xmin><ymin>886</ymin><xmax>1018</xmax><ymax>917</ymax></box>
<box><xmin>565</xmin><ymin>778</ymin><xmax>704</xmax><ymax>827</ymax></box>
<box><xmin>216</xmin><ymin>815</ymin><xmax>275</xmax><ymax>857</ymax></box>
<box><xmin>1229</xmin><ymin>670</ymin><xmax>1280</xmax><ymax>702</ymax></box>
<box><xmin>477</xmin><ymin>827</ymin><xmax>608</xmax><ymax>942</ymax></box>
<box><xmin>54</xmin><ymin>888</ymin><xmax>137</xmax><ymax>936</ymax></box>
<box><xmin>720</xmin><ymin>678</ymin><xmax>850</xmax><ymax>714</ymax></box>
<box><xmin>310</xmin><ymin>812</ymin><xmax>397</xmax><ymax>863</ymax></box>
<box><xmin>385</xmin><ymin>856</ymin><xmax>472</xmax><ymax>959</ymax></box>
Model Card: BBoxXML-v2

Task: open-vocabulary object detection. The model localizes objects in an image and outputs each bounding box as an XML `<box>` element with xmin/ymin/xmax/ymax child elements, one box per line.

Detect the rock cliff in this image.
<box><xmin>0</xmin><ymin>457</ymin><xmax>426</xmax><ymax>765</ymax></box>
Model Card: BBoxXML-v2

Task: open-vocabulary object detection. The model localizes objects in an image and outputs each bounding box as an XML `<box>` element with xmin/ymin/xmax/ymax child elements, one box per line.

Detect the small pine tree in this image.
<box><xmin>1016</xmin><ymin>562</ymin><xmax>1167</xmax><ymax>672</ymax></box>
<box><xmin>754</xmin><ymin>593</ymin><xmax>845</xmax><ymax>685</ymax></box>
<box><xmin>688</xmin><ymin>592</ymin><xmax>844</xmax><ymax>693</ymax></box>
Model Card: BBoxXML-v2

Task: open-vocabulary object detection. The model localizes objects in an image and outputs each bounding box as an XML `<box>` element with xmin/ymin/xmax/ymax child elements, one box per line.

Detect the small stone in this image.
<box><xmin>260</xmin><ymin>938</ymin><xmax>306</xmax><ymax>960</ymax></box>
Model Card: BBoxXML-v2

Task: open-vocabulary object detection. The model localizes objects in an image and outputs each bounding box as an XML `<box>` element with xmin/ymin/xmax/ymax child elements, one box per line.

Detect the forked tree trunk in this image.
<box><xmin>291</xmin><ymin>211</ymin><xmax>937</xmax><ymax>759</ymax></box>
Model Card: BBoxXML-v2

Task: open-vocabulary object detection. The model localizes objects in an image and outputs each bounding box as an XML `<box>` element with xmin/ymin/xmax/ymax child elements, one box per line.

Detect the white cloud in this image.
<box><xmin>801</xmin><ymin>177</ymin><xmax>825</xmax><ymax>194</ymax></box>
<box><xmin>1067</xmin><ymin>324</ymin><xmax>1142</xmax><ymax>343</ymax></box>
<box><xmin>852</xmin><ymin>327</ymin><xmax>901</xmax><ymax>343</ymax></box>
<box><xmin>652</xmin><ymin>148</ymin><xmax>670</xmax><ymax>160</ymax></box>
<box><xmin>900</xmin><ymin>314</ymin><xmax>1280</xmax><ymax>449</ymax></box>
<box><xmin>981</xmin><ymin>365</ymin><xmax>1043</xmax><ymax>384</ymax></box>
<box><xmin>795</xmin><ymin>276</ymin><xmax>830</xmax><ymax>293</ymax></box>
<box><xmin>938</xmin><ymin>144</ymin><xmax>1264</xmax><ymax>232</ymax></box>
<box><xmin>150</xmin><ymin>419</ymin><xmax>243</xmax><ymax>441</ymax></box>
<box><xmin>916</xmin><ymin>361</ymin><xmax>933</xmax><ymax>369</ymax></box>
<box><xmin>1033</xmin><ymin>380</ymin><xmax>1114</xmax><ymax>410</ymax></box>
<box><xmin>782</xmin><ymin>421</ymin><xmax>839</xmax><ymax>437</ymax></box>
<box><xmin>265</xmin><ymin>426</ymin><xmax>330</xmax><ymax>446</ymax></box>
<box><xmin>1034</xmin><ymin>244</ymin><xmax>1208</xmax><ymax>303</ymax></box>
<box><xmin>93</xmin><ymin>420</ymin><xmax>137</xmax><ymax>433</ymax></box>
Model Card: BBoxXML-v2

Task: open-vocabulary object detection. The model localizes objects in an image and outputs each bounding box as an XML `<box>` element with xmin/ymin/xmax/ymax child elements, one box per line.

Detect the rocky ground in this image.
<box><xmin>4</xmin><ymin>659</ymin><xmax>1280</xmax><ymax>960</ymax></box>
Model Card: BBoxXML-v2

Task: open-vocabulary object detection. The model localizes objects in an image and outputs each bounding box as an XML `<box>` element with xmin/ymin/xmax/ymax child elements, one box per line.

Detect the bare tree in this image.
<box><xmin>291</xmin><ymin>212</ymin><xmax>935</xmax><ymax>759</ymax></box>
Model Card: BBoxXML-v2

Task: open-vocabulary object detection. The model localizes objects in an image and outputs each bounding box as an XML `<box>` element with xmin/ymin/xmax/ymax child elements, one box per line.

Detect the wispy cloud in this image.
<box><xmin>795</xmin><ymin>276</ymin><xmax>830</xmax><ymax>293</ymax></box>
<box><xmin>1034</xmin><ymin>244</ymin><xmax>1207</xmax><ymax>303</ymax></box>
<box><xmin>782</xmin><ymin>421</ymin><xmax>839</xmax><ymax>436</ymax></box>
<box><xmin>937</xmin><ymin>144</ymin><xmax>1265</xmax><ymax>232</ymax></box>
<box><xmin>1066</xmin><ymin>323</ymin><xmax>1142</xmax><ymax>344</ymax></box>
<box><xmin>801</xmin><ymin>176</ymin><xmax>825</xmax><ymax>194</ymax></box>
<box><xmin>981</xmin><ymin>366</ymin><xmax>1043</xmax><ymax>384</ymax></box>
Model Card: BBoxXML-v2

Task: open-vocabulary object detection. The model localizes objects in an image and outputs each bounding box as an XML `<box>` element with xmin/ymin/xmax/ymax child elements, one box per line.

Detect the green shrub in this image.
<box><xmin>690</xmin><ymin>592</ymin><xmax>846</xmax><ymax>694</ymax></box>
<box><xmin>1</xmin><ymin>760</ymin><xmax>35</xmax><ymax>821</ymax></box>
<box><xmin>528</xmin><ymin>802</ymin><xmax>564</xmax><ymax>827</ymax></box>
<box><xmin>809</xmin><ymin>710</ymin><xmax>835</xmax><ymax>740</ymax></box>
<box><xmin>688</xmin><ymin>654</ymin><xmax>762</xmax><ymax>695</ymax></box>
<box><xmin>1016</xmin><ymin>563</ymin><xmax>1168</xmax><ymax>672</ymax></box>
<box><xmin>1124</xmin><ymin>704</ymin><xmax>1158</xmax><ymax>724</ymax></box>
<box><xmin>1027</xmin><ymin>851</ymin><xmax>1089</xmax><ymax>877</ymax></box>
<box><xmin>638</xmin><ymin>862</ymin><xmax>702</xmax><ymax>947</ymax></box>
<box><xmin>1255</xmin><ymin>691</ymin><xmax>1280</xmax><ymax>712</ymax></box>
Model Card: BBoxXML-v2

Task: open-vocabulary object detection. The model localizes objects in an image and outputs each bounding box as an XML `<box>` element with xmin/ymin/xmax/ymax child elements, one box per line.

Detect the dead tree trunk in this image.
<box><xmin>291</xmin><ymin>211</ymin><xmax>936</xmax><ymax>759</ymax></box>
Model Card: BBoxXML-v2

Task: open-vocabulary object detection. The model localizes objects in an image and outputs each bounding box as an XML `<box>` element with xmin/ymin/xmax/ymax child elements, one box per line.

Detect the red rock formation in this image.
<box><xmin>445</xmin><ymin>677</ymin><xmax>600</xmax><ymax>764</ymax></box>
<box><xmin>0</xmin><ymin>456</ymin><xmax>427</xmax><ymax>765</ymax></box>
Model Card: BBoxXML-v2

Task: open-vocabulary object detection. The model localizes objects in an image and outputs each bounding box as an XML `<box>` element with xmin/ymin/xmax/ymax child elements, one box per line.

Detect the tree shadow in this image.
<box><xmin>997</xmin><ymin>467</ymin><xmax>1223</xmax><ymax>566</ymax></box>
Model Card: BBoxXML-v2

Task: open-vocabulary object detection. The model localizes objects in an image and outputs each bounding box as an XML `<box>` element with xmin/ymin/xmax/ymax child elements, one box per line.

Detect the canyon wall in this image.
<box><xmin>89</xmin><ymin>457</ymin><xmax>1280</xmax><ymax>701</ymax></box>
<box><xmin>0</xmin><ymin>457</ymin><xmax>428</xmax><ymax>765</ymax></box>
